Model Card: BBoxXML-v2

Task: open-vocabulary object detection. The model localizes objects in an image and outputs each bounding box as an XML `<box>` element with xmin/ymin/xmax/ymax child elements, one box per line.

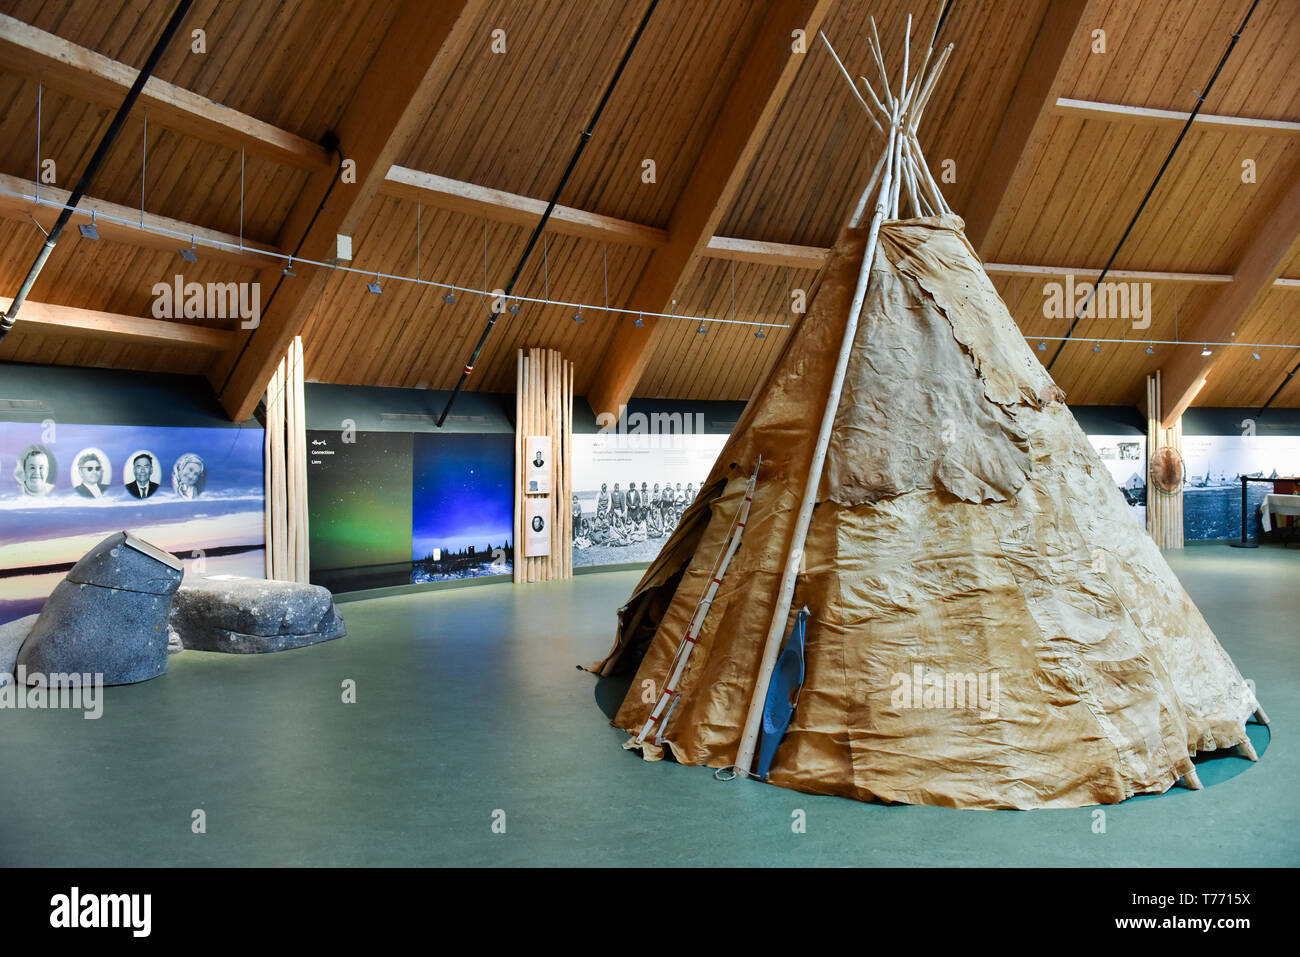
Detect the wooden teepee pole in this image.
<box><xmin>734</xmin><ymin>108</ymin><xmax>901</xmax><ymax>776</ymax></box>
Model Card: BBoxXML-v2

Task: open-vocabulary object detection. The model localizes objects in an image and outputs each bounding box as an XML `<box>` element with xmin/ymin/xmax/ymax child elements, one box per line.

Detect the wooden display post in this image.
<box><xmin>515</xmin><ymin>347</ymin><xmax>574</xmax><ymax>583</ymax></box>
<box><xmin>263</xmin><ymin>335</ymin><xmax>310</xmax><ymax>582</ymax></box>
<box><xmin>1146</xmin><ymin>370</ymin><xmax>1185</xmax><ymax>550</ymax></box>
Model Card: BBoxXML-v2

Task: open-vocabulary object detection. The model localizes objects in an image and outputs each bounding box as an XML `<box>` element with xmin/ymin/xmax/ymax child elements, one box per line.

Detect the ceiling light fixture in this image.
<box><xmin>78</xmin><ymin>211</ymin><xmax>99</xmax><ymax>240</ymax></box>
<box><xmin>282</xmin><ymin>256</ymin><xmax>296</xmax><ymax>277</ymax></box>
<box><xmin>443</xmin><ymin>284</ymin><xmax>456</xmax><ymax>305</ymax></box>
<box><xmin>1092</xmin><ymin>343</ymin><xmax>1102</xmax><ymax>353</ymax></box>
<box><xmin>367</xmin><ymin>274</ymin><xmax>382</xmax><ymax>295</ymax></box>
<box><xmin>179</xmin><ymin>237</ymin><xmax>197</xmax><ymax>263</ymax></box>
<box><xmin>1201</xmin><ymin>346</ymin><xmax>1212</xmax><ymax>356</ymax></box>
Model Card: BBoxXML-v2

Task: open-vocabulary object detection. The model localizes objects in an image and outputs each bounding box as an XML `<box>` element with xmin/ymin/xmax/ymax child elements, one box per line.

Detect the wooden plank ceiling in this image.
<box><xmin>0</xmin><ymin>0</ymin><xmax>1297</xmax><ymax>412</ymax></box>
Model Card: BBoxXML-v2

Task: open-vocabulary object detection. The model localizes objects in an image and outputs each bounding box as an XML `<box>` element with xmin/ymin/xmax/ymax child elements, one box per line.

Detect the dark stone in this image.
<box><xmin>0</xmin><ymin>614</ymin><xmax>38</xmax><ymax>687</ymax></box>
<box><xmin>66</xmin><ymin>531</ymin><xmax>183</xmax><ymax>595</ymax></box>
<box><xmin>169</xmin><ymin>577</ymin><xmax>346</xmax><ymax>654</ymax></box>
<box><xmin>17</xmin><ymin>531</ymin><xmax>182</xmax><ymax>686</ymax></box>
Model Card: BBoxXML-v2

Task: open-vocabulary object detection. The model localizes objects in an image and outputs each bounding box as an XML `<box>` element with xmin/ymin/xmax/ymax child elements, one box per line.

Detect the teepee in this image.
<box><xmin>591</xmin><ymin>15</ymin><xmax>1265</xmax><ymax>810</ymax></box>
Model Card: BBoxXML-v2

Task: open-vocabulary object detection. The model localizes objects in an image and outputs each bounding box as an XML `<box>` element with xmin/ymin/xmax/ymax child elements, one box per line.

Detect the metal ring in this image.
<box><xmin>713</xmin><ymin>766</ymin><xmax>740</xmax><ymax>782</ymax></box>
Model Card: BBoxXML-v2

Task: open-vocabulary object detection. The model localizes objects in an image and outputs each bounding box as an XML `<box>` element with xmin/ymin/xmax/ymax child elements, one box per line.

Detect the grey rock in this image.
<box><xmin>0</xmin><ymin>614</ymin><xmax>39</xmax><ymax>686</ymax></box>
<box><xmin>66</xmin><ymin>531</ymin><xmax>183</xmax><ymax>595</ymax></box>
<box><xmin>18</xmin><ymin>531</ymin><xmax>182</xmax><ymax>686</ymax></box>
<box><xmin>169</xmin><ymin>577</ymin><xmax>346</xmax><ymax>654</ymax></box>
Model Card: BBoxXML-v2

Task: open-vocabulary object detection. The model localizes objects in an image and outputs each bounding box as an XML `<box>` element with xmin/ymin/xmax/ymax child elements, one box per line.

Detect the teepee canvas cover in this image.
<box><xmin>592</xmin><ymin>20</ymin><xmax>1259</xmax><ymax>810</ymax></box>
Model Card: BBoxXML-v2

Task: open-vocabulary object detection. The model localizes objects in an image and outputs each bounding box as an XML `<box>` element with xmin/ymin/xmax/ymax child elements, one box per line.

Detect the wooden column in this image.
<box><xmin>1146</xmin><ymin>370</ymin><xmax>1184</xmax><ymax>549</ymax></box>
<box><xmin>515</xmin><ymin>347</ymin><xmax>574</xmax><ymax>583</ymax></box>
<box><xmin>264</xmin><ymin>335</ymin><xmax>310</xmax><ymax>582</ymax></box>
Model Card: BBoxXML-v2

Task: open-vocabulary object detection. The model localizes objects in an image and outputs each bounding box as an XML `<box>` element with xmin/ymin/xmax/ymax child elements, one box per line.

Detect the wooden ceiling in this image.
<box><xmin>0</xmin><ymin>0</ymin><xmax>1297</xmax><ymax>416</ymax></box>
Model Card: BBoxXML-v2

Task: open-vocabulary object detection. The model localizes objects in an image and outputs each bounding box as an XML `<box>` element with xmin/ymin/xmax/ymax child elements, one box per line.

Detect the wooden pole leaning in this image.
<box><xmin>733</xmin><ymin>112</ymin><xmax>900</xmax><ymax>776</ymax></box>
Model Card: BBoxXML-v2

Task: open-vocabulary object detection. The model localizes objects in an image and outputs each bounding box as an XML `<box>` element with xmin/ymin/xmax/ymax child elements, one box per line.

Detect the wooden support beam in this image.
<box><xmin>0</xmin><ymin>296</ymin><xmax>234</xmax><ymax>351</ymax></box>
<box><xmin>705</xmin><ymin>235</ymin><xmax>828</xmax><ymax>270</ymax></box>
<box><xmin>382</xmin><ymin>166</ymin><xmax>667</xmax><ymax>248</ymax></box>
<box><xmin>961</xmin><ymin>0</ymin><xmax>1097</xmax><ymax>253</ymax></box>
<box><xmin>0</xmin><ymin>173</ymin><xmax>276</xmax><ymax>267</ymax></box>
<box><xmin>1053</xmin><ymin>97</ymin><xmax>1300</xmax><ymax>137</ymax></box>
<box><xmin>211</xmin><ymin>0</ymin><xmax>482</xmax><ymax>422</ymax></box>
<box><xmin>0</xmin><ymin>13</ymin><xmax>329</xmax><ymax>170</ymax></box>
<box><xmin>585</xmin><ymin>0</ymin><xmax>833</xmax><ymax>416</ymax></box>
<box><xmin>1160</xmin><ymin>164</ymin><xmax>1300</xmax><ymax>427</ymax></box>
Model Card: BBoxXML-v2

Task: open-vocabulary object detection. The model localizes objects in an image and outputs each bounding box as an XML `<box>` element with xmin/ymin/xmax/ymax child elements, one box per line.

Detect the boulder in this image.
<box><xmin>17</xmin><ymin>532</ymin><xmax>183</xmax><ymax>686</ymax></box>
<box><xmin>168</xmin><ymin>577</ymin><xmax>346</xmax><ymax>654</ymax></box>
<box><xmin>0</xmin><ymin>614</ymin><xmax>39</xmax><ymax>686</ymax></box>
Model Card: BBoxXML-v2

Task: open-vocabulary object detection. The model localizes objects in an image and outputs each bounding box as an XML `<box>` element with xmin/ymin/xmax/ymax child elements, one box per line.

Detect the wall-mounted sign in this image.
<box><xmin>527</xmin><ymin>435</ymin><xmax>551</xmax><ymax>494</ymax></box>
<box><xmin>525</xmin><ymin>496</ymin><xmax>551</xmax><ymax>557</ymax></box>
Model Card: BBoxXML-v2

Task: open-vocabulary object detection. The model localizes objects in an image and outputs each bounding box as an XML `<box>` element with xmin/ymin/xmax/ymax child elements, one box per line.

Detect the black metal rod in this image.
<box><xmin>1258</xmin><ymin>358</ymin><xmax>1299</xmax><ymax>414</ymax></box>
<box><xmin>0</xmin><ymin>0</ymin><xmax>194</xmax><ymax>343</ymax></box>
<box><xmin>435</xmin><ymin>0</ymin><xmax>659</xmax><ymax>427</ymax></box>
<box><xmin>1047</xmin><ymin>0</ymin><xmax>1260</xmax><ymax>370</ymax></box>
<box><xmin>1240</xmin><ymin>475</ymin><xmax>1249</xmax><ymax>543</ymax></box>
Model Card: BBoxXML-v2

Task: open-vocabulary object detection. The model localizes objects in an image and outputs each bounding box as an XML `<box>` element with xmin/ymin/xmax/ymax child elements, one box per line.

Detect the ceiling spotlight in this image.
<box><xmin>1252</xmin><ymin>352</ymin><xmax>1261</xmax><ymax>360</ymax></box>
<box><xmin>697</xmin><ymin>324</ymin><xmax>707</xmax><ymax>335</ymax></box>
<box><xmin>633</xmin><ymin>314</ymin><xmax>644</xmax><ymax>327</ymax></box>
<box><xmin>755</xmin><ymin>329</ymin><xmax>766</xmax><ymax>339</ymax></box>
<box><xmin>1145</xmin><ymin>344</ymin><xmax>1154</xmax><ymax>355</ymax></box>
<box><xmin>1092</xmin><ymin>343</ymin><xmax>1101</xmax><ymax>354</ymax></box>
<box><xmin>508</xmin><ymin>300</ymin><xmax>520</xmax><ymax>314</ymax></box>
<box><xmin>367</xmin><ymin>276</ymin><xmax>382</xmax><ymax>295</ymax></box>
<box><xmin>282</xmin><ymin>257</ymin><xmax>296</xmax><ymax>277</ymax></box>
<box><xmin>1036</xmin><ymin>340</ymin><xmax>1046</xmax><ymax>351</ymax></box>
<box><xmin>78</xmin><ymin>211</ymin><xmax>99</xmax><ymax>240</ymax></box>
<box><xmin>572</xmin><ymin>309</ymin><xmax>584</xmax><ymax>323</ymax></box>
<box><xmin>1200</xmin><ymin>346</ymin><xmax>1212</xmax><ymax>356</ymax></box>
<box><xmin>179</xmin><ymin>244</ymin><xmax>197</xmax><ymax>263</ymax></box>
<box><xmin>443</xmin><ymin>288</ymin><xmax>456</xmax><ymax>304</ymax></box>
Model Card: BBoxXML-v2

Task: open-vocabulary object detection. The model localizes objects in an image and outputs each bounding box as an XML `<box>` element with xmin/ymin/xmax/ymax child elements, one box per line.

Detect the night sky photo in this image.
<box><xmin>412</xmin><ymin>432</ymin><xmax>513</xmax><ymax>559</ymax></box>
<box><xmin>307</xmin><ymin>430</ymin><xmax>413</xmax><ymax>574</ymax></box>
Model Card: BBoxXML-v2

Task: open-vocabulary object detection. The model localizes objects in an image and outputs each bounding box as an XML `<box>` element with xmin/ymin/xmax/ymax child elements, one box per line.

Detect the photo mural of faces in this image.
<box><xmin>10</xmin><ymin>444</ymin><xmax>210</xmax><ymax>502</ymax></box>
<box><xmin>1</xmin><ymin>423</ymin><xmax>265</xmax><ymax>625</ymax></box>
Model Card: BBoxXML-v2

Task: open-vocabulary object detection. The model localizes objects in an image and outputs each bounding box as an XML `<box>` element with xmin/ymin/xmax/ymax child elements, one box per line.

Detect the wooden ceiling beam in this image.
<box><xmin>211</xmin><ymin>0</ymin><xmax>483</xmax><ymax>422</ymax></box>
<box><xmin>1161</xmin><ymin>165</ymin><xmax>1300</xmax><ymax>427</ymax></box>
<box><xmin>961</xmin><ymin>0</ymin><xmax>1098</xmax><ymax>253</ymax></box>
<box><xmin>0</xmin><ymin>297</ymin><xmax>234</xmax><ymax>352</ymax></box>
<box><xmin>0</xmin><ymin>172</ymin><xmax>278</xmax><ymax>267</ymax></box>
<box><xmin>0</xmin><ymin>13</ymin><xmax>329</xmax><ymax>170</ymax></box>
<box><xmin>1052</xmin><ymin>97</ymin><xmax>1300</xmax><ymax>137</ymax></box>
<box><xmin>382</xmin><ymin>166</ymin><xmax>667</xmax><ymax>248</ymax></box>
<box><xmin>584</xmin><ymin>0</ymin><xmax>833</xmax><ymax>417</ymax></box>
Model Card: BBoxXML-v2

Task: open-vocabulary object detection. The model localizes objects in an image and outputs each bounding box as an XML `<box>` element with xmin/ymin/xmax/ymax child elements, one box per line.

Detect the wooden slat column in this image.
<box><xmin>263</xmin><ymin>335</ymin><xmax>310</xmax><ymax>581</ymax></box>
<box><xmin>1146</xmin><ymin>371</ymin><xmax>1184</xmax><ymax>549</ymax></box>
<box><xmin>515</xmin><ymin>348</ymin><xmax>574</xmax><ymax>583</ymax></box>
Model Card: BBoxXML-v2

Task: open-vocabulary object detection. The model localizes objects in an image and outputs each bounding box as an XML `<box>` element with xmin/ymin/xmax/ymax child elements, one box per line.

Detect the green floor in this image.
<box><xmin>0</xmin><ymin>543</ymin><xmax>1294</xmax><ymax>867</ymax></box>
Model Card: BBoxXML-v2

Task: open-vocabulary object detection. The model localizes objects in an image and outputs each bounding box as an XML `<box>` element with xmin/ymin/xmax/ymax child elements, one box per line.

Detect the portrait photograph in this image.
<box><xmin>71</xmin><ymin>447</ymin><xmax>112</xmax><ymax>499</ymax></box>
<box><xmin>122</xmin><ymin>450</ymin><xmax>161</xmax><ymax>499</ymax></box>
<box><xmin>13</xmin><ymin>444</ymin><xmax>56</xmax><ymax>498</ymax></box>
<box><xmin>172</xmin><ymin>452</ymin><xmax>207</xmax><ymax>500</ymax></box>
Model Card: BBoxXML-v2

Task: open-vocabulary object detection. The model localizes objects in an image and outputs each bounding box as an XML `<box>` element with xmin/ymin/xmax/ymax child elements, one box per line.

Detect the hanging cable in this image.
<box><xmin>0</xmin><ymin>0</ymin><xmax>194</xmax><ymax>344</ymax></box>
<box><xmin>435</xmin><ymin>0</ymin><xmax>659</xmax><ymax>427</ymax></box>
<box><xmin>1047</xmin><ymin>0</ymin><xmax>1261</xmax><ymax>371</ymax></box>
